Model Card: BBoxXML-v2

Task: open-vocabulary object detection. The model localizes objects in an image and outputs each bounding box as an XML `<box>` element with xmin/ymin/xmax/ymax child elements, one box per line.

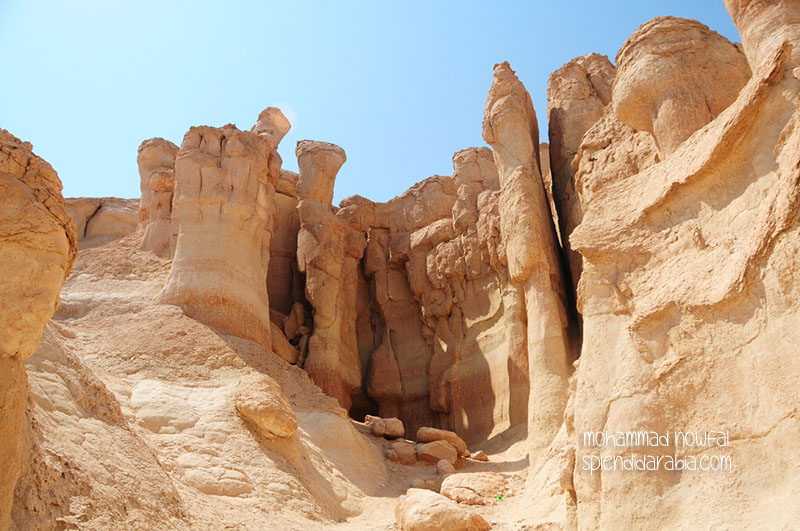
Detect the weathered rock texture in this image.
<box><xmin>137</xmin><ymin>137</ymin><xmax>179</xmax><ymax>257</ymax></box>
<box><xmin>482</xmin><ymin>62</ymin><xmax>573</xmax><ymax>470</ymax></box>
<box><xmin>66</xmin><ymin>197</ymin><xmax>138</xmax><ymax>249</ymax></box>
<box><xmin>547</xmin><ymin>53</ymin><xmax>615</xmax><ymax>290</ymax></box>
<box><xmin>296</xmin><ymin>140</ymin><xmax>367</xmax><ymax>411</ymax></box>
<box><xmin>568</xmin><ymin>10</ymin><xmax>800</xmax><ymax>529</ymax></box>
<box><xmin>395</xmin><ymin>488</ymin><xmax>490</xmax><ymax>531</ymax></box>
<box><xmin>0</xmin><ymin>129</ymin><xmax>76</xmax><ymax>529</ymax></box>
<box><xmin>724</xmin><ymin>0</ymin><xmax>800</xmax><ymax>70</ymax></box>
<box><xmin>160</xmin><ymin>115</ymin><xmax>287</xmax><ymax>351</ymax></box>
<box><xmin>613</xmin><ymin>17</ymin><xmax>751</xmax><ymax>159</ymax></box>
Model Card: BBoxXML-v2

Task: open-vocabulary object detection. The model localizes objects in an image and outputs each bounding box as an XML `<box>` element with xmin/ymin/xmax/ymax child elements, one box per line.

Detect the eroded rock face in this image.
<box><xmin>160</xmin><ymin>117</ymin><xmax>286</xmax><ymax>351</ymax></box>
<box><xmin>296</xmin><ymin>141</ymin><xmax>367</xmax><ymax>410</ymax></box>
<box><xmin>724</xmin><ymin>0</ymin><xmax>800</xmax><ymax>70</ymax></box>
<box><xmin>483</xmin><ymin>61</ymin><xmax>573</xmax><ymax>461</ymax></box>
<box><xmin>547</xmin><ymin>53</ymin><xmax>615</xmax><ymax>290</ymax></box>
<box><xmin>613</xmin><ymin>16</ymin><xmax>751</xmax><ymax>158</ymax></box>
<box><xmin>570</xmin><ymin>14</ymin><xmax>800</xmax><ymax>529</ymax></box>
<box><xmin>66</xmin><ymin>197</ymin><xmax>139</xmax><ymax>249</ymax></box>
<box><xmin>137</xmin><ymin>137</ymin><xmax>179</xmax><ymax>257</ymax></box>
<box><xmin>0</xmin><ymin>129</ymin><xmax>76</xmax><ymax>529</ymax></box>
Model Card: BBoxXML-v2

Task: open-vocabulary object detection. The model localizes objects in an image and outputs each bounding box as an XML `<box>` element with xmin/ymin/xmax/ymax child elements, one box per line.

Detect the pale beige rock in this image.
<box><xmin>0</xmin><ymin>129</ymin><xmax>76</xmax><ymax>529</ymax></box>
<box><xmin>570</xmin><ymin>15</ymin><xmax>800</xmax><ymax>529</ymax></box>
<box><xmin>296</xmin><ymin>140</ymin><xmax>345</xmax><ymax>204</ymax></box>
<box><xmin>270</xmin><ymin>321</ymin><xmax>299</xmax><ymax>364</ymax></box>
<box><xmin>66</xmin><ymin>196</ymin><xmax>139</xmax><ymax>249</ymax></box>
<box><xmin>360</xmin><ymin>146</ymin><xmax>528</xmax><ymax>443</ymax></box>
<box><xmin>269</xmin><ymin>171</ymin><xmax>304</xmax><ymax>315</ymax></box>
<box><xmin>417</xmin><ymin>440</ymin><xmax>457</xmax><ymax>465</ymax></box>
<box><xmin>416</xmin><ymin>427</ymin><xmax>468</xmax><ymax>457</ymax></box>
<box><xmin>137</xmin><ymin>137</ymin><xmax>178</xmax><ymax>257</ymax></box>
<box><xmin>160</xmin><ymin>118</ymin><xmax>285</xmax><ymax>351</ymax></box>
<box><xmin>251</xmin><ymin>107</ymin><xmax>291</xmax><ymax>150</ymax></box>
<box><xmin>440</xmin><ymin>472</ymin><xmax>506</xmax><ymax>505</ymax></box>
<box><xmin>613</xmin><ymin>17</ymin><xmax>750</xmax><ymax>158</ymax></box>
<box><xmin>724</xmin><ymin>0</ymin><xmax>800</xmax><ymax>70</ymax></box>
<box><xmin>436</xmin><ymin>460</ymin><xmax>455</xmax><ymax>476</ymax></box>
<box><xmin>470</xmin><ymin>450</ymin><xmax>488</xmax><ymax>462</ymax></box>
<box><xmin>410</xmin><ymin>476</ymin><xmax>443</xmax><ymax>492</ymax></box>
<box><xmin>235</xmin><ymin>373</ymin><xmax>298</xmax><ymax>439</ymax></box>
<box><xmin>546</xmin><ymin>53</ymin><xmax>615</xmax><ymax>289</ymax></box>
<box><xmin>395</xmin><ymin>488</ymin><xmax>490</xmax><ymax>531</ymax></box>
<box><xmin>483</xmin><ymin>61</ymin><xmax>573</xmax><ymax>469</ymax></box>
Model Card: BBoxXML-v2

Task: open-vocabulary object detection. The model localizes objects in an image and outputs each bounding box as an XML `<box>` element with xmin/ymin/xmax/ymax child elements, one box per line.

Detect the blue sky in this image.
<box><xmin>0</xmin><ymin>1</ymin><xmax>740</xmax><ymax>204</ymax></box>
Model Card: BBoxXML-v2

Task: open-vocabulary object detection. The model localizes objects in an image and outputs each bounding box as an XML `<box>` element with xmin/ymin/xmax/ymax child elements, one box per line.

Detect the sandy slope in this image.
<box><xmin>14</xmin><ymin>233</ymin><xmax>530</xmax><ymax>530</ymax></box>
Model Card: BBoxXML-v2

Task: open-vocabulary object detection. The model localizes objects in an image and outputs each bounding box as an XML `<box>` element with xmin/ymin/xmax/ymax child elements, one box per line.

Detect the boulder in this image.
<box><xmin>436</xmin><ymin>460</ymin><xmax>455</xmax><ymax>476</ymax></box>
<box><xmin>417</xmin><ymin>440</ymin><xmax>457</xmax><ymax>465</ymax></box>
<box><xmin>395</xmin><ymin>488</ymin><xmax>490</xmax><ymax>531</ymax></box>
<box><xmin>234</xmin><ymin>373</ymin><xmax>298</xmax><ymax>439</ymax></box>
<box><xmin>416</xmin><ymin>427</ymin><xmax>469</xmax><ymax>457</ymax></box>
<box><xmin>386</xmin><ymin>441</ymin><xmax>418</xmax><ymax>465</ymax></box>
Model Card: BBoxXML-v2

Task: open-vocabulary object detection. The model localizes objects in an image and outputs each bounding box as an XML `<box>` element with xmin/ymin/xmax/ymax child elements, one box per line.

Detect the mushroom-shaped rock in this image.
<box><xmin>395</xmin><ymin>488</ymin><xmax>490</xmax><ymax>531</ymax></box>
<box><xmin>0</xmin><ymin>129</ymin><xmax>77</xmax><ymax>528</ymax></box>
<box><xmin>235</xmin><ymin>373</ymin><xmax>298</xmax><ymax>439</ymax></box>
<box><xmin>724</xmin><ymin>0</ymin><xmax>800</xmax><ymax>70</ymax></box>
<box><xmin>613</xmin><ymin>17</ymin><xmax>750</xmax><ymax>158</ymax></box>
<box><xmin>251</xmin><ymin>107</ymin><xmax>291</xmax><ymax>150</ymax></box>
<box><xmin>440</xmin><ymin>472</ymin><xmax>506</xmax><ymax>505</ymax></box>
<box><xmin>160</xmin><ymin>120</ymin><xmax>285</xmax><ymax>351</ymax></box>
<box><xmin>296</xmin><ymin>140</ymin><xmax>346</xmax><ymax>204</ymax></box>
<box><xmin>416</xmin><ymin>427</ymin><xmax>468</xmax><ymax>457</ymax></box>
<box><xmin>417</xmin><ymin>440</ymin><xmax>458</xmax><ymax>465</ymax></box>
<box><xmin>296</xmin><ymin>140</ymin><xmax>366</xmax><ymax>409</ymax></box>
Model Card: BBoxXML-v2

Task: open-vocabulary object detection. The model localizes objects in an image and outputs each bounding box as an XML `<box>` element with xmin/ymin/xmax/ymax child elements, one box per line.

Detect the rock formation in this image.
<box><xmin>0</xmin><ymin>129</ymin><xmax>76</xmax><ymax>529</ymax></box>
<box><xmin>159</xmin><ymin>110</ymin><xmax>288</xmax><ymax>351</ymax></box>
<box><xmin>546</xmin><ymin>53</ymin><xmax>615</xmax><ymax>289</ymax></box>
<box><xmin>568</xmin><ymin>10</ymin><xmax>800</xmax><ymax>529</ymax></box>
<box><xmin>7</xmin><ymin>2</ymin><xmax>800</xmax><ymax>529</ymax></box>
<box><xmin>66</xmin><ymin>196</ymin><xmax>138</xmax><ymax>249</ymax></box>
<box><xmin>296</xmin><ymin>140</ymin><xmax>367</xmax><ymax>411</ymax></box>
<box><xmin>613</xmin><ymin>17</ymin><xmax>751</xmax><ymax>158</ymax></box>
<box><xmin>482</xmin><ymin>62</ymin><xmax>573</xmax><ymax>464</ymax></box>
<box><xmin>137</xmin><ymin>137</ymin><xmax>179</xmax><ymax>257</ymax></box>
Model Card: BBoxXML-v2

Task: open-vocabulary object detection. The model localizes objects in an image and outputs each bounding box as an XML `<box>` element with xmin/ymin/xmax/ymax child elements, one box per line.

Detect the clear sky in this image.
<box><xmin>0</xmin><ymin>1</ymin><xmax>740</xmax><ymax>205</ymax></box>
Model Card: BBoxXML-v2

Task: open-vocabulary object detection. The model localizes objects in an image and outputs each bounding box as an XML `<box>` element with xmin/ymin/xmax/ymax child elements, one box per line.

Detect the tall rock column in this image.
<box><xmin>137</xmin><ymin>137</ymin><xmax>179</xmax><ymax>258</ymax></box>
<box><xmin>482</xmin><ymin>62</ymin><xmax>573</xmax><ymax>458</ymax></box>
<box><xmin>296</xmin><ymin>141</ymin><xmax>366</xmax><ymax>410</ymax></box>
<box><xmin>0</xmin><ymin>129</ymin><xmax>77</xmax><ymax>529</ymax></box>
<box><xmin>160</xmin><ymin>110</ymin><xmax>289</xmax><ymax>351</ymax></box>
